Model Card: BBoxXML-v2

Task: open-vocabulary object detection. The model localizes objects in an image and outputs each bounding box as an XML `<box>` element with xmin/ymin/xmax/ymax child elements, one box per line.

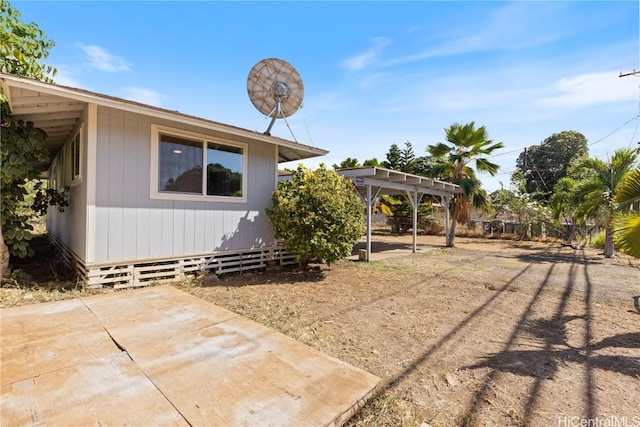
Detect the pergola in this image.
<box><xmin>337</xmin><ymin>167</ymin><xmax>461</xmax><ymax>261</ymax></box>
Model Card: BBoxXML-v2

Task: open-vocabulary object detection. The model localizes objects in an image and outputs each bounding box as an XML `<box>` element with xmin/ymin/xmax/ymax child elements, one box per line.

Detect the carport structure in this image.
<box><xmin>338</xmin><ymin>167</ymin><xmax>460</xmax><ymax>261</ymax></box>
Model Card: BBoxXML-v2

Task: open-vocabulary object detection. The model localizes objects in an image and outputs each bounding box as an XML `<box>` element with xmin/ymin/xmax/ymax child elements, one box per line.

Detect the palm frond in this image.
<box><xmin>614</xmin><ymin>214</ymin><xmax>640</xmax><ymax>258</ymax></box>
<box><xmin>614</xmin><ymin>167</ymin><xmax>640</xmax><ymax>210</ymax></box>
<box><xmin>427</xmin><ymin>143</ymin><xmax>452</xmax><ymax>158</ymax></box>
<box><xmin>471</xmin><ymin>188</ymin><xmax>494</xmax><ymax>215</ymax></box>
<box><xmin>475</xmin><ymin>158</ymin><xmax>501</xmax><ymax>176</ymax></box>
<box><xmin>457</xmin><ymin>176</ymin><xmax>476</xmax><ymax>197</ymax></box>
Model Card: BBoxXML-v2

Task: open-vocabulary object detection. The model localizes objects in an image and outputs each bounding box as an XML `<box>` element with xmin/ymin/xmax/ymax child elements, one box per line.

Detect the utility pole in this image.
<box><xmin>620</xmin><ymin>70</ymin><xmax>640</xmax><ymax>151</ymax></box>
<box><xmin>619</xmin><ymin>69</ymin><xmax>640</xmax><ymax>78</ymax></box>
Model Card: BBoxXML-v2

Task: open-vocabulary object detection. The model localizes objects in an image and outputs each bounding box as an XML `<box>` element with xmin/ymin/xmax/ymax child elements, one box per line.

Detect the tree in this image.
<box><xmin>399</xmin><ymin>141</ymin><xmax>416</xmax><ymax>173</ymax></box>
<box><xmin>613</xmin><ymin>166</ymin><xmax>640</xmax><ymax>258</ymax></box>
<box><xmin>516</xmin><ymin>131</ymin><xmax>588</xmax><ymax>200</ymax></box>
<box><xmin>413</xmin><ymin>155</ymin><xmax>441</xmax><ymax>177</ymax></box>
<box><xmin>1</xmin><ymin>104</ymin><xmax>50</xmax><ymax>259</ymax></box>
<box><xmin>549</xmin><ymin>157</ymin><xmax>597</xmax><ymax>245</ymax></box>
<box><xmin>494</xmin><ymin>177</ymin><xmax>552</xmax><ymax>240</ymax></box>
<box><xmin>571</xmin><ymin>148</ymin><xmax>638</xmax><ymax>258</ymax></box>
<box><xmin>427</xmin><ymin>122</ymin><xmax>504</xmax><ymax>247</ymax></box>
<box><xmin>1</xmin><ymin>0</ymin><xmax>58</xmax><ymax>277</ymax></box>
<box><xmin>266</xmin><ymin>164</ymin><xmax>364</xmax><ymax>270</ymax></box>
<box><xmin>0</xmin><ymin>0</ymin><xmax>56</xmax><ymax>83</ymax></box>
<box><xmin>382</xmin><ymin>143</ymin><xmax>402</xmax><ymax>170</ymax></box>
<box><xmin>332</xmin><ymin>157</ymin><xmax>360</xmax><ymax>170</ymax></box>
<box><xmin>550</xmin><ymin>176</ymin><xmax>582</xmax><ymax>245</ymax></box>
<box><xmin>362</xmin><ymin>158</ymin><xmax>380</xmax><ymax>167</ymax></box>
<box><xmin>382</xmin><ymin>141</ymin><xmax>416</xmax><ymax>173</ymax></box>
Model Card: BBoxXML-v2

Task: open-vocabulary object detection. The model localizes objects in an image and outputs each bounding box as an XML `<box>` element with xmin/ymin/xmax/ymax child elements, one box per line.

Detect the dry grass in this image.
<box><xmin>2</xmin><ymin>232</ymin><xmax>639</xmax><ymax>426</ymax></box>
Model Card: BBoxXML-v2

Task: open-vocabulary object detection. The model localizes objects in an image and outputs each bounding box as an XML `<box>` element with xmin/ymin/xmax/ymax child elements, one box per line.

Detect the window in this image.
<box><xmin>49</xmin><ymin>158</ymin><xmax>58</xmax><ymax>191</ymax></box>
<box><xmin>152</xmin><ymin>125</ymin><xmax>246</xmax><ymax>202</ymax></box>
<box><xmin>70</xmin><ymin>130</ymin><xmax>81</xmax><ymax>183</ymax></box>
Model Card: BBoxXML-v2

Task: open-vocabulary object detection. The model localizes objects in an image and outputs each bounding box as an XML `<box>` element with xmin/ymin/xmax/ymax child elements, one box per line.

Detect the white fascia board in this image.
<box><xmin>1</xmin><ymin>74</ymin><xmax>327</xmax><ymax>159</ymax></box>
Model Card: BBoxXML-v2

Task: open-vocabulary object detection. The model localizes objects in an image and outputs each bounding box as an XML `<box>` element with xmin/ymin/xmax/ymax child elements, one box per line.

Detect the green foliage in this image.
<box><xmin>413</xmin><ymin>155</ymin><xmax>441</xmax><ymax>177</ymax></box>
<box><xmin>379</xmin><ymin>194</ymin><xmax>437</xmax><ymax>234</ymax></box>
<box><xmin>427</xmin><ymin>122</ymin><xmax>503</xmax><ymax>246</ymax></box>
<box><xmin>568</xmin><ymin>148</ymin><xmax>638</xmax><ymax>258</ymax></box>
<box><xmin>1</xmin><ymin>103</ymin><xmax>49</xmax><ymax>258</ymax></box>
<box><xmin>32</xmin><ymin>182</ymin><xmax>69</xmax><ymax>215</ymax></box>
<box><xmin>516</xmin><ymin>130</ymin><xmax>588</xmax><ymax>199</ymax></box>
<box><xmin>0</xmin><ymin>0</ymin><xmax>56</xmax><ymax>87</ymax></box>
<box><xmin>1</xmin><ymin>1</ymin><xmax>63</xmax><ymax>263</ymax></box>
<box><xmin>266</xmin><ymin>164</ymin><xmax>365</xmax><ymax>269</ymax></box>
<box><xmin>382</xmin><ymin>141</ymin><xmax>416</xmax><ymax>173</ymax></box>
<box><xmin>382</xmin><ymin>143</ymin><xmax>402</xmax><ymax>170</ymax></box>
<box><xmin>490</xmin><ymin>178</ymin><xmax>552</xmax><ymax>240</ymax></box>
<box><xmin>590</xmin><ymin>230</ymin><xmax>605</xmax><ymax>250</ymax></box>
<box><xmin>613</xmin><ymin>166</ymin><xmax>640</xmax><ymax>258</ymax></box>
<box><xmin>399</xmin><ymin>141</ymin><xmax>416</xmax><ymax>173</ymax></box>
<box><xmin>332</xmin><ymin>157</ymin><xmax>361</xmax><ymax>169</ymax></box>
<box><xmin>362</xmin><ymin>158</ymin><xmax>380</xmax><ymax>167</ymax></box>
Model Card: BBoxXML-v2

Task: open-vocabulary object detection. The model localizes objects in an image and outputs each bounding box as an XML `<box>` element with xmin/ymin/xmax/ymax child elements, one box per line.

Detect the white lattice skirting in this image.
<box><xmin>48</xmin><ymin>234</ymin><xmax>297</xmax><ymax>289</ymax></box>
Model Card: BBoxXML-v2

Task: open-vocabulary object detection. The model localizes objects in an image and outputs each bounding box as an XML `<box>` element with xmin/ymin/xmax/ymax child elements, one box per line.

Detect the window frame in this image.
<box><xmin>150</xmin><ymin>124</ymin><xmax>248</xmax><ymax>203</ymax></box>
<box><xmin>69</xmin><ymin>128</ymin><xmax>82</xmax><ymax>185</ymax></box>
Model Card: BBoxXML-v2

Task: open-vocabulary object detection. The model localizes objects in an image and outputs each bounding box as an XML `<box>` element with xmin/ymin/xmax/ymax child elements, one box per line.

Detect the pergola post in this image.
<box><xmin>366</xmin><ymin>184</ymin><xmax>372</xmax><ymax>262</ymax></box>
<box><xmin>444</xmin><ymin>196</ymin><xmax>450</xmax><ymax>247</ymax></box>
<box><xmin>360</xmin><ymin>184</ymin><xmax>381</xmax><ymax>262</ymax></box>
<box><xmin>404</xmin><ymin>190</ymin><xmax>420</xmax><ymax>253</ymax></box>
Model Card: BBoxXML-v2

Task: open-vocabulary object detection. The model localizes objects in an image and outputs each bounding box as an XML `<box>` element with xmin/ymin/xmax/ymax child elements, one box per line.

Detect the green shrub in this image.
<box><xmin>267</xmin><ymin>164</ymin><xmax>364</xmax><ymax>270</ymax></box>
<box><xmin>590</xmin><ymin>231</ymin><xmax>605</xmax><ymax>250</ymax></box>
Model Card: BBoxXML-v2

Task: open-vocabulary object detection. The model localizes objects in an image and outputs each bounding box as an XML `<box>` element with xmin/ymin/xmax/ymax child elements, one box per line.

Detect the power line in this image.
<box><xmin>588</xmin><ymin>117</ymin><xmax>638</xmax><ymax>147</ymax></box>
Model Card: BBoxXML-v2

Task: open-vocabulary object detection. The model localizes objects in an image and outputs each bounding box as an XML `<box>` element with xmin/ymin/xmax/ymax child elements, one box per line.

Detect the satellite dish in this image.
<box><xmin>247</xmin><ymin>58</ymin><xmax>304</xmax><ymax>135</ymax></box>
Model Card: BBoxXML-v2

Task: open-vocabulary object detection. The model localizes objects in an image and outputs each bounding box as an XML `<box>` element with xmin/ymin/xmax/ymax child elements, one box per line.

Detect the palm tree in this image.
<box><xmin>572</xmin><ymin>148</ymin><xmax>638</xmax><ymax>258</ymax></box>
<box><xmin>427</xmin><ymin>122</ymin><xmax>504</xmax><ymax>247</ymax></box>
<box><xmin>614</xmin><ymin>166</ymin><xmax>640</xmax><ymax>258</ymax></box>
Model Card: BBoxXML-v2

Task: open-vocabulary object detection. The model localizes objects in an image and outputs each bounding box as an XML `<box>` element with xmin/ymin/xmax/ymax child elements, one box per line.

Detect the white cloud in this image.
<box><xmin>78</xmin><ymin>44</ymin><xmax>130</xmax><ymax>72</ymax></box>
<box><xmin>382</xmin><ymin>2</ymin><xmax>569</xmax><ymax>67</ymax></box>
<box><xmin>122</xmin><ymin>87</ymin><xmax>164</xmax><ymax>106</ymax></box>
<box><xmin>535</xmin><ymin>71</ymin><xmax>638</xmax><ymax>108</ymax></box>
<box><xmin>341</xmin><ymin>37</ymin><xmax>391</xmax><ymax>71</ymax></box>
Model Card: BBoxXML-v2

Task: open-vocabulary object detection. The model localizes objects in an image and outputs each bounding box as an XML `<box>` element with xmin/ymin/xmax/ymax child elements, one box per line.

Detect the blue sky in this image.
<box><xmin>15</xmin><ymin>0</ymin><xmax>640</xmax><ymax>192</ymax></box>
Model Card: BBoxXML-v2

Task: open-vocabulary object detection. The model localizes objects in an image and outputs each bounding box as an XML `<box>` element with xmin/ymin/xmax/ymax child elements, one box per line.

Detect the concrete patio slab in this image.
<box><xmin>1</xmin><ymin>285</ymin><xmax>380</xmax><ymax>426</ymax></box>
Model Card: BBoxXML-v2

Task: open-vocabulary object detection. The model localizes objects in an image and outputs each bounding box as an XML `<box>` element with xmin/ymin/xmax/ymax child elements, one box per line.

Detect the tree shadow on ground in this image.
<box><xmin>464</xmin><ymin>329</ymin><xmax>640</xmax><ymax>380</ymax></box>
<box><xmin>495</xmin><ymin>249</ymin><xmax>606</xmax><ymax>265</ymax></box>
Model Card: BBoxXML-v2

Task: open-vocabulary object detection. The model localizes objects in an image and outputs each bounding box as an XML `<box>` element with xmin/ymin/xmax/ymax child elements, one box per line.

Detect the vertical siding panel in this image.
<box><xmin>148</xmin><ymin>205</ymin><xmax>162</xmax><ymax>258</ymax></box>
<box><xmin>222</xmin><ymin>210</ymin><xmax>233</xmax><ymax>250</ymax></box>
<box><xmin>183</xmin><ymin>201</ymin><xmax>195</xmax><ymax>254</ymax></box>
<box><xmin>107</xmin><ymin>110</ymin><xmax>124</xmax><ymax>261</ymax></box>
<box><xmin>121</xmin><ymin>116</ymin><xmax>138</xmax><ymax>260</ymax></box>
<box><xmin>136</xmin><ymin>115</ymin><xmax>151</xmax><ymax>258</ymax></box>
<box><xmin>205</xmin><ymin>209</ymin><xmax>216</xmax><ymax>251</ymax></box>
<box><xmin>94</xmin><ymin>109</ymin><xmax>110</xmax><ymax>262</ymax></box>
<box><xmin>161</xmin><ymin>200</ymin><xmax>173</xmax><ymax>254</ymax></box>
<box><xmin>193</xmin><ymin>204</ymin><xmax>205</xmax><ymax>253</ymax></box>
<box><xmin>173</xmin><ymin>201</ymin><xmax>185</xmax><ymax>255</ymax></box>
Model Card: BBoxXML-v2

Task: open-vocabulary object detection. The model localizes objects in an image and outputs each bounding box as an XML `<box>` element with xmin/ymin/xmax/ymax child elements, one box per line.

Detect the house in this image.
<box><xmin>0</xmin><ymin>73</ymin><xmax>327</xmax><ymax>288</ymax></box>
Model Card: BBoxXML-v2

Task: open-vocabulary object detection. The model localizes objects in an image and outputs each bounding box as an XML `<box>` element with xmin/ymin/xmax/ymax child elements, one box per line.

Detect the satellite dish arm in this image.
<box><xmin>264</xmin><ymin>97</ymin><xmax>281</xmax><ymax>136</ymax></box>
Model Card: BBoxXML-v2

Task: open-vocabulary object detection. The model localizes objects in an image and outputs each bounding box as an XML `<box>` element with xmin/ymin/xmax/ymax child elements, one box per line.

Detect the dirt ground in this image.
<box><xmin>2</xmin><ymin>233</ymin><xmax>639</xmax><ymax>426</ymax></box>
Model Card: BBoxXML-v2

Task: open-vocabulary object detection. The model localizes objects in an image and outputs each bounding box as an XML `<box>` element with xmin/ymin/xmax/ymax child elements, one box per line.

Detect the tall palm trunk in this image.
<box><xmin>604</xmin><ymin>221</ymin><xmax>615</xmax><ymax>258</ymax></box>
<box><xmin>447</xmin><ymin>215</ymin><xmax>457</xmax><ymax>247</ymax></box>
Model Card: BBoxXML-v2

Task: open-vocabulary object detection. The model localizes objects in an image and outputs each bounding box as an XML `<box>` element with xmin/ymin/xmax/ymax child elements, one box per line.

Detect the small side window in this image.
<box><xmin>70</xmin><ymin>131</ymin><xmax>81</xmax><ymax>183</ymax></box>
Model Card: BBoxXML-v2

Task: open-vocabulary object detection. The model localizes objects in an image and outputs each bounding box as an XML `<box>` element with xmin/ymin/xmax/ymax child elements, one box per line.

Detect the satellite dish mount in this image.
<box><xmin>247</xmin><ymin>58</ymin><xmax>304</xmax><ymax>136</ymax></box>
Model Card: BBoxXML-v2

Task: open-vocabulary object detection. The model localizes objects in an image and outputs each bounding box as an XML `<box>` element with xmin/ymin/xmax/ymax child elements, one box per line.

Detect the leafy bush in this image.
<box><xmin>1</xmin><ymin>104</ymin><xmax>68</xmax><ymax>258</ymax></box>
<box><xmin>267</xmin><ymin>164</ymin><xmax>364</xmax><ymax>270</ymax></box>
<box><xmin>590</xmin><ymin>231</ymin><xmax>605</xmax><ymax>250</ymax></box>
